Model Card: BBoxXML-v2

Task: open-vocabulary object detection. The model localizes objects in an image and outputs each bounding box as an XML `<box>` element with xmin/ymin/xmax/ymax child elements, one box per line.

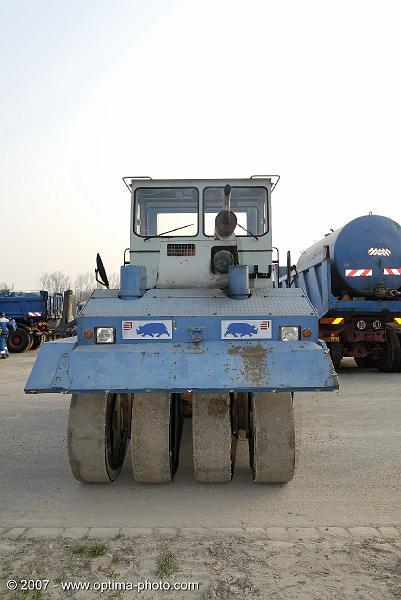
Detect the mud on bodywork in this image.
<box><xmin>228</xmin><ymin>344</ymin><xmax>269</xmax><ymax>386</ymax></box>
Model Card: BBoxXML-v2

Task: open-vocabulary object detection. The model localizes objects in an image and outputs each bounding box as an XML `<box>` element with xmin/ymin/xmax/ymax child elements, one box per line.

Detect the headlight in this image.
<box><xmin>280</xmin><ymin>326</ymin><xmax>300</xmax><ymax>341</ymax></box>
<box><xmin>96</xmin><ymin>327</ymin><xmax>115</xmax><ymax>344</ymax></box>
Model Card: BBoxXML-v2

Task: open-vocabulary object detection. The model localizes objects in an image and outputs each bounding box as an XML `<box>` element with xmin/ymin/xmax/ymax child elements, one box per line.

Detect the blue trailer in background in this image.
<box><xmin>287</xmin><ymin>214</ymin><xmax>401</xmax><ymax>371</ymax></box>
<box><xmin>0</xmin><ymin>290</ymin><xmax>64</xmax><ymax>352</ymax></box>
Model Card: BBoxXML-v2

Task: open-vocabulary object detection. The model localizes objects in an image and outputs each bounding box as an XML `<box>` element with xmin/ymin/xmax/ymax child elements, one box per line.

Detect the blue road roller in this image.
<box><xmin>26</xmin><ymin>177</ymin><xmax>337</xmax><ymax>484</ymax></box>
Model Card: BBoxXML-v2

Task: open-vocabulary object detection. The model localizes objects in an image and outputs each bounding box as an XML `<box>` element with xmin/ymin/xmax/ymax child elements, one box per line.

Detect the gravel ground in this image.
<box><xmin>1</xmin><ymin>533</ymin><xmax>401</xmax><ymax>599</ymax></box>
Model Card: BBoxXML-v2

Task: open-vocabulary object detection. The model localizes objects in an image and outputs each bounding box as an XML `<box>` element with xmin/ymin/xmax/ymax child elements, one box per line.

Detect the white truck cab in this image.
<box><xmin>126</xmin><ymin>177</ymin><xmax>277</xmax><ymax>289</ymax></box>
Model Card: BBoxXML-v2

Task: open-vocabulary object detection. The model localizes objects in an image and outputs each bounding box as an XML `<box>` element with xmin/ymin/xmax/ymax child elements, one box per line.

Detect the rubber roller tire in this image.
<box><xmin>68</xmin><ymin>393</ymin><xmax>130</xmax><ymax>483</ymax></box>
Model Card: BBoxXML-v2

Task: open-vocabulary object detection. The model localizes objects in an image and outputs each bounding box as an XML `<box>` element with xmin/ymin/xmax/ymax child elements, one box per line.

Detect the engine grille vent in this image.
<box><xmin>167</xmin><ymin>244</ymin><xmax>196</xmax><ymax>257</ymax></box>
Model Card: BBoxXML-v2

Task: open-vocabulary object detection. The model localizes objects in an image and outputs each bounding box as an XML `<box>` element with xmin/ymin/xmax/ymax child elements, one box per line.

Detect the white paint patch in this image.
<box><xmin>221</xmin><ymin>320</ymin><xmax>272</xmax><ymax>339</ymax></box>
<box><xmin>122</xmin><ymin>320</ymin><xmax>173</xmax><ymax>339</ymax></box>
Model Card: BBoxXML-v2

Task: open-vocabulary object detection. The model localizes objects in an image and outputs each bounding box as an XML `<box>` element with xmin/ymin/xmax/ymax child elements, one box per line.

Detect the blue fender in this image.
<box><xmin>25</xmin><ymin>337</ymin><xmax>338</xmax><ymax>394</ymax></box>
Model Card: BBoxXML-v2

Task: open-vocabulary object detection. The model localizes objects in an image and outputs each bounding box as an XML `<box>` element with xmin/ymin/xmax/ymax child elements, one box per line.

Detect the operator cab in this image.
<box><xmin>125</xmin><ymin>177</ymin><xmax>277</xmax><ymax>289</ymax></box>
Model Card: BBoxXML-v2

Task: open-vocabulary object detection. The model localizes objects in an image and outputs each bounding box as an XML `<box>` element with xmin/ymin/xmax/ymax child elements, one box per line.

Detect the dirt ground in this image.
<box><xmin>1</xmin><ymin>533</ymin><xmax>401</xmax><ymax>600</ymax></box>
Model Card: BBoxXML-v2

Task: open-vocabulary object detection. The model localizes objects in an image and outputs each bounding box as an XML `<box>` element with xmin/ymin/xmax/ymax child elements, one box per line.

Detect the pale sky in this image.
<box><xmin>1</xmin><ymin>0</ymin><xmax>400</xmax><ymax>290</ymax></box>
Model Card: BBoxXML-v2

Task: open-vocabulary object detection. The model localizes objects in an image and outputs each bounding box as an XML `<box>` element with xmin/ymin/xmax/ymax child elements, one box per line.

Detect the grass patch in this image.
<box><xmin>156</xmin><ymin>551</ymin><xmax>178</xmax><ymax>578</ymax></box>
<box><xmin>71</xmin><ymin>543</ymin><xmax>108</xmax><ymax>558</ymax></box>
<box><xmin>19</xmin><ymin>592</ymin><xmax>43</xmax><ymax>600</ymax></box>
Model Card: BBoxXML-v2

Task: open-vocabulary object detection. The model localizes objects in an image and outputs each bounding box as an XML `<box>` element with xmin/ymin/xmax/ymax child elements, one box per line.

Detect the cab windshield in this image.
<box><xmin>203</xmin><ymin>187</ymin><xmax>268</xmax><ymax>236</ymax></box>
<box><xmin>134</xmin><ymin>188</ymin><xmax>199</xmax><ymax>237</ymax></box>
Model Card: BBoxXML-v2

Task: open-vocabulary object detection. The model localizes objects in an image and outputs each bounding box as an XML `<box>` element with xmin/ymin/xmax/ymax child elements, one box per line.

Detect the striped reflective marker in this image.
<box><xmin>320</xmin><ymin>317</ymin><xmax>344</xmax><ymax>325</ymax></box>
<box><xmin>345</xmin><ymin>269</ymin><xmax>372</xmax><ymax>277</ymax></box>
<box><xmin>384</xmin><ymin>268</ymin><xmax>401</xmax><ymax>275</ymax></box>
<box><xmin>368</xmin><ymin>248</ymin><xmax>391</xmax><ymax>256</ymax></box>
<box><xmin>27</xmin><ymin>312</ymin><xmax>42</xmax><ymax>316</ymax></box>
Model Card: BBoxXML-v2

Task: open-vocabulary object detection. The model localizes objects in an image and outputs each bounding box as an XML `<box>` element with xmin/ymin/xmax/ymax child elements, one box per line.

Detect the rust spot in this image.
<box><xmin>228</xmin><ymin>343</ymin><xmax>268</xmax><ymax>385</ymax></box>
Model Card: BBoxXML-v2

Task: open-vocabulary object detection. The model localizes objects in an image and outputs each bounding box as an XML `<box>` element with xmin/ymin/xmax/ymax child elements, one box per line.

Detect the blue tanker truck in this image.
<box><xmin>0</xmin><ymin>290</ymin><xmax>64</xmax><ymax>352</ymax></box>
<box><xmin>287</xmin><ymin>214</ymin><xmax>401</xmax><ymax>371</ymax></box>
<box><xmin>25</xmin><ymin>176</ymin><xmax>337</xmax><ymax>485</ymax></box>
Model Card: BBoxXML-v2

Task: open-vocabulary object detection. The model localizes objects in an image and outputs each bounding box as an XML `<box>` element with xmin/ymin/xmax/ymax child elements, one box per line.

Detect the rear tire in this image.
<box><xmin>377</xmin><ymin>328</ymin><xmax>401</xmax><ymax>373</ymax></box>
<box><xmin>7</xmin><ymin>327</ymin><xmax>32</xmax><ymax>353</ymax></box>
<box><xmin>327</xmin><ymin>342</ymin><xmax>342</xmax><ymax>370</ymax></box>
<box><xmin>68</xmin><ymin>393</ymin><xmax>131</xmax><ymax>483</ymax></box>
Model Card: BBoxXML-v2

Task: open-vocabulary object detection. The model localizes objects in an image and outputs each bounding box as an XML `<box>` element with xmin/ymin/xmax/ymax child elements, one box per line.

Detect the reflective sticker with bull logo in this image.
<box><xmin>122</xmin><ymin>320</ymin><xmax>173</xmax><ymax>339</ymax></box>
<box><xmin>221</xmin><ymin>320</ymin><xmax>272</xmax><ymax>339</ymax></box>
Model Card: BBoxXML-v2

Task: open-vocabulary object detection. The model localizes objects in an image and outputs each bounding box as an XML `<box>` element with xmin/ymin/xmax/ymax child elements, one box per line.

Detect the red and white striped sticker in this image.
<box><xmin>384</xmin><ymin>268</ymin><xmax>401</xmax><ymax>276</ymax></box>
<box><xmin>27</xmin><ymin>312</ymin><xmax>42</xmax><ymax>317</ymax></box>
<box><xmin>345</xmin><ymin>269</ymin><xmax>372</xmax><ymax>277</ymax></box>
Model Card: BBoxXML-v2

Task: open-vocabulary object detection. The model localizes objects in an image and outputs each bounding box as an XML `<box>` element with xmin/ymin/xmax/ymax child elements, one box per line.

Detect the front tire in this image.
<box><xmin>68</xmin><ymin>393</ymin><xmax>131</xmax><ymax>483</ymax></box>
<box><xmin>131</xmin><ymin>393</ymin><xmax>183</xmax><ymax>483</ymax></box>
<box><xmin>192</xmin><ymin>393</ymin><xmax>235</xmax><ymax>483</ymax></box>
<box><xmin>249</xmin><ymin>392</ymin><xmax>295</xmax><ymax>483</ymax></box>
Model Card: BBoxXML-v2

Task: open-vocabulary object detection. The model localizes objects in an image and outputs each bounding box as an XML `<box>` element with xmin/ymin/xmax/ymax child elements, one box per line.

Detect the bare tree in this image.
<box><xmin>39</xmin><ymin>273</ymin><xmax>53</xmax><ymax>291</ymax></box>
<box><xmin>39</xmin><ymin>272</ymin><xmax>71</xmax><ymax>294</ymax></box>
<box><xmin>74</xmin><ymin>272</ymin><xmax>96</xmax><ymax>303</ymax></box>
<box><xmin>108</xmin><ymin>272</ymin><xmax>120</xmax><ymax>289</ymax></box>
<box><xmin>38</xmin><ymin>269</ymin><xmax>120</xmax><ymax>301</ymax></box>
<box><xmin>0</xmin><ymin>282</ymin><xmax>13</xmax><ymax>292</ymax></box>
<box><xmin>51</xmin><ymin>271</ymin><xmax>72</xmax><ymax>293</ymax></box>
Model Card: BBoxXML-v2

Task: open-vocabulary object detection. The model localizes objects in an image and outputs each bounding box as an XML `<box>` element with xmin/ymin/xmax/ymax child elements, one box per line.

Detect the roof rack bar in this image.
<box><xmin>122</xmin><ymin>175</ymin><xmax>280</xmax><ymax>192</ymax></box>
<box><xmin>122</xmin><ymin>176</ymin><xmax>152</xmax><ymax>192</ymax></box>
<box><xmin>250</xmin><ymin>174</ymin><xmax>280</xmax><ymax>191</ymax></box>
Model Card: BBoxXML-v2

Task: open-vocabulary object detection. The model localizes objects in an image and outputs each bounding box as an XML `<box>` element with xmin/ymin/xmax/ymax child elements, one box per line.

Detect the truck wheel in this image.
<box><xmin>30</xmin><ymin>334</ymin><xmax>44</xmax><ymax>350</ymax></box>
<box><xmin>398</xmin><ymin>334</ymin><xmax>401</xmax><ymax>372</ymax></box>
<box><xmin>68</xmin><ymin>393</ymin><xmax>131</xmax><ymax>483</ymax></box>
<box><xmin>327</xmin><ymin>342</ymin><xmax>342</xmax><ymax>370</ymax></box>
<box><xmin>249</xmin><ymin>392</ymin><xmax>295</xmax><ymax>483</ymax></box>
<box><xmin>131</xmin><ymin>393</ymin><xmax>183</xmax><ymax>483</ymax></box>
<box><xmin>377</xmin><ymin>328</ymin><xmax>401</xmax><ymax>373</ymax></box>
<box><xmin>192</xmin><ymin>393</ymin><xmax>235</xmax><ymax>482</ymax></box>
<box><xmin>7</xmin><ymin>327</ymin><xmax>32</xmax><ymax>353</ymax></box>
